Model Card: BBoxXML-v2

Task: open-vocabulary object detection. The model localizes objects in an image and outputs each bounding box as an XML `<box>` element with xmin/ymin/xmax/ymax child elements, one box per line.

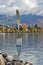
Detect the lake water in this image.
<box><xmin>0</xmin><ymin>33</ymin><xmax>43</xmax><ymax>65</ymax></box>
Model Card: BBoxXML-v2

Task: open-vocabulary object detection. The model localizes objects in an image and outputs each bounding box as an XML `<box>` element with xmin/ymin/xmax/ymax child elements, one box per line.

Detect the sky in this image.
<box><xmin>0</xmin><ymin>0</ymin><xmax>43</xmax><ymax>16</ymax></box>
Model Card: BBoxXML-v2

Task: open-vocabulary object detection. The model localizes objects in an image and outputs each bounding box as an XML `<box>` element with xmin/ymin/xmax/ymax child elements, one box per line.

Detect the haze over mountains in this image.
<box><xmin>0</xmin><ymin>14</ymin><xmax>43</xmax><ymax>27</ymax></box>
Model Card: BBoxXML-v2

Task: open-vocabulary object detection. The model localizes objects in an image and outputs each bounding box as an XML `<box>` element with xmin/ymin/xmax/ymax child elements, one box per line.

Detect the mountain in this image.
<box><xmin>0</xmin><ymin>14</ymin><xmax>43</xmax><ymax>27</ymax></box>
<box><xmin>20</xmin><ymin>14</ymin><xmax>43</xmax><ymax>27</ymax></box>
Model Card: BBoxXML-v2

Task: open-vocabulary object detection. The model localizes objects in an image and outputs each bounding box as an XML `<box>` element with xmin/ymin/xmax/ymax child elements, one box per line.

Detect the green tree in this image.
<box><xmin>34</xmin><ymin>24</ymin><xmax>38</xmax><ymax>32</ymax></box>
<box><xmin>34</xmin><ymin>24</ymin><xmax>38</xmax><ymax>28</ymax></box>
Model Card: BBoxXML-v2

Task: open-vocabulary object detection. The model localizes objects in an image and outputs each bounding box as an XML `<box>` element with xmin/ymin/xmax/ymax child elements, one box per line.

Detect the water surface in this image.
<box><xmin>0</xmin><ymin>33</ymin><xmax>43</xmax><ymax>65</ymax></box>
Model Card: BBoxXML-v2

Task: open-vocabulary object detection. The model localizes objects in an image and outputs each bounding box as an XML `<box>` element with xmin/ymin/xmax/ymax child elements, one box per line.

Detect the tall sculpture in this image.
<box><xmin>16</xmin><ymin>10</ymin><xmax>20</xmax><ymax>30</ymax></box>
<box><xmin>16</xmin><ymin>10</ymin><xmax>23</xmax><ymax>60</ymax></box>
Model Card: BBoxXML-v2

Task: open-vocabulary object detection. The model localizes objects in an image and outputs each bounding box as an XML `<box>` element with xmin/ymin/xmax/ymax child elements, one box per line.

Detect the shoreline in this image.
<box><xmin>0</xmin><ymin>52</ymin><xmax>33</xmax><ymax>65</ymax></box>
<box><xmin>0</xmin><ymin>32</ymin><xmax>43</xmax><ymax>33</ymax></box>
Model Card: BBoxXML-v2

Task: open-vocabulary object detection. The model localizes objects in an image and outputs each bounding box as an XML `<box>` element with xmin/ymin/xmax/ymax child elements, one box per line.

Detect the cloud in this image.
<box><xmin>0</xmin><ymin>0</ymin><xmax>43</xmax><ymax>15</ymax></box>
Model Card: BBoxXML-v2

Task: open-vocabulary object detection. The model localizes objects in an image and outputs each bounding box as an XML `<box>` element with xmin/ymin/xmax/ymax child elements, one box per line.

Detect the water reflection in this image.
<box><xmin>0</xmin><ymin>33</ymin><xmax>43</xmax><ymax>65</ymax></box>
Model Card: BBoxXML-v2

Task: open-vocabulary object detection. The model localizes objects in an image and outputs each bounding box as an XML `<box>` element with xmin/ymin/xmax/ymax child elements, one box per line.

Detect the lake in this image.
<box><xmin>0</xmin><ymin>33</ymin><xmax>43</xmax><ymax>65</ymax></box>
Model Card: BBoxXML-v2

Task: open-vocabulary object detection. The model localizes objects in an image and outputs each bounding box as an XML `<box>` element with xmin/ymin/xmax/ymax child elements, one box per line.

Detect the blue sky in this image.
<box><xmin>0</xmin><ymin>0</ymin><xmax>43</xmax><ymax>16</ymax></box>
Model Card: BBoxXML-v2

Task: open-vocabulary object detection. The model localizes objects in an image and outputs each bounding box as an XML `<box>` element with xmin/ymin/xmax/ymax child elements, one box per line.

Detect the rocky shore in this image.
<box><xmin>0</xmin><ymin>52</ymin><xmax>33</xmax><ymax>65</ymax></box>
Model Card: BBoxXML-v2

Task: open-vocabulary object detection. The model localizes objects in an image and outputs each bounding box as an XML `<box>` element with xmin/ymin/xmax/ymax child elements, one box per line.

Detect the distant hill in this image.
<box><xmin>20</xmin><ymin>14</ymin><xmax>43</xmax><ymax>27</ymax></box>
<box><xmin>0</xmin><ymin>14</ymin><xmax>43</xmax><ymax>27</ymax></box>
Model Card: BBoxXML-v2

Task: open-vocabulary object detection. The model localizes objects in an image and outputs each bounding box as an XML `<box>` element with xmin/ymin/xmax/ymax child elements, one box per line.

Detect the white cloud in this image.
<box><xmin>24</xmin><ymin>0</ymin><xmax>37</xmax><ymax>8</ymax></box>
<box><xmin>0</xmin><ymin>0</ymin><xmax>43</xmax><ymax>15</ymax></box>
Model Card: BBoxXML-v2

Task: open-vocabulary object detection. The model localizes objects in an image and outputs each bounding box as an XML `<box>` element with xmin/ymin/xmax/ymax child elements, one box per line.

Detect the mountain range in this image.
<box><xmin>0</xmin><ymin>14</ymin><xmax>43</xmax><ymax>27</ymax></box>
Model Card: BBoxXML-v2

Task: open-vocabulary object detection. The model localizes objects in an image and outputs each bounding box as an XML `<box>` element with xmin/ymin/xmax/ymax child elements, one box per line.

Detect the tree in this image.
<box><xmin>34</xmin><ymin>24</ymin><xmax>38</xmax><ymax>32</ymax></box>
<box><xmin>34</xmin><ymin>24</ymin><xmax>38</xmax><ymax>28</ymax></box>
